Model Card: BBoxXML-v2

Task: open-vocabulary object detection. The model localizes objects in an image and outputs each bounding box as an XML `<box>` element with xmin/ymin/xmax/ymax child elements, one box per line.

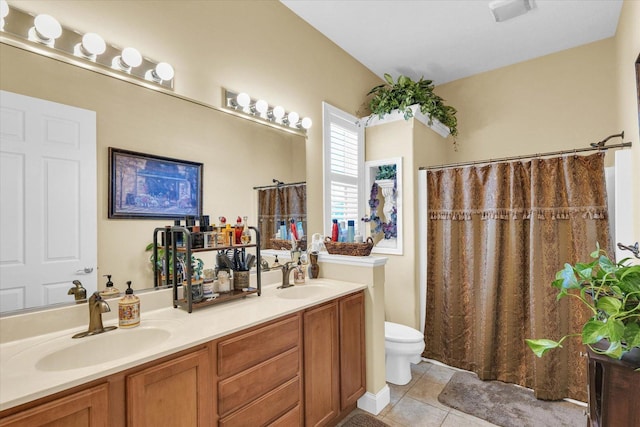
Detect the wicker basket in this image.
<box><xmin>270</xmin><ymin>237</ymin><xmax>307</xmax><ymax>251</ymax></box>
<box><xmin>323</xmin><ymin>237</ymin><xmax>374</xmax><ymax>256</ymax></box>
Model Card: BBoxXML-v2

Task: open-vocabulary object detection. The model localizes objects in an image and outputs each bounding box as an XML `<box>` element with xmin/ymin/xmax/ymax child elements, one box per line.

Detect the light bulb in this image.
<box><xmin>236</xmin><ymin>92</ymin><xmax>250</xmax><ymax>110</ymax></box>
<box><xmin>255</xmin><ymin>99</ymin><xmax>268</xmax><ymax>118</ymax></box>
<box><xmin>74</xmin><ymin>32</ymin><xmax>106</xmax><ymax>60</ymax></box>
<box><xmin>29</xmin><ymin>14</ymin><xmax>62</xmax><ymax>46</ymax></box>
<box><xmin>301</xmin><ymin>117</ymin><xmax>313</xmax><ymax>129</ymax></box>
<box><xmin>112</xmin><ymin>47</ymin><xmax>142</xmax><ymax>72</ymax></box>
<box><xmin>272</xmin><ymin>106</ymin><xmax>285</xmax><ymax>123</ymax></box>
<box><xmin>287</xmin><ymin>111</ymin><xmax>299</xmax><ymax>127</ymax></box>
<box><xmin>145</xmin><ymin>62</ymin><xmax>174</xmax><ymax>83</ymax></box>
<box><xmin>1</xmin><ymin>0</ymin><xmax>9</xmax><ymax>18</ymax></box>
<box><xmin>121</xmin><ymin>47</ymin><xmax>142</xmax><ymax>67</ymax></box>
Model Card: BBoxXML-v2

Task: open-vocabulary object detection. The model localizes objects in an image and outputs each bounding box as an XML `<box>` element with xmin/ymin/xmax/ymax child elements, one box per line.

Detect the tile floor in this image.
<box><xmin>339</xmin><ymin>360</ymin><xmax>584</xmax><ymax>427</ymax></box>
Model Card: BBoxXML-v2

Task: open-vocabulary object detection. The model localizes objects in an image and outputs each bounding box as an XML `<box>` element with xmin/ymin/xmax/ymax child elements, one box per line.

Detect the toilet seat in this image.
<box><xmin>385</xmin><ymin>321</ymin><xmax>423</xmax><ymax>343</ymax></box>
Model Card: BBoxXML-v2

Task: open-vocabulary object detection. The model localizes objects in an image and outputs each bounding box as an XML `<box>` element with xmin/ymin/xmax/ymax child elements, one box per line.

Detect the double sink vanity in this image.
<box><xmin>0</xmin><ymin>264</ymin><xmax>381</xmax><ymax>426</ymax></box>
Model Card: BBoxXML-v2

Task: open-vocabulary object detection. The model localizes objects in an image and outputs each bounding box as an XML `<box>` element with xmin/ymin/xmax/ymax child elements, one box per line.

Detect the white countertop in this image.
<box><xmin>0</xmin><ymin>278</ymin><xmax>367</xmax><ymax>411</ymax></box>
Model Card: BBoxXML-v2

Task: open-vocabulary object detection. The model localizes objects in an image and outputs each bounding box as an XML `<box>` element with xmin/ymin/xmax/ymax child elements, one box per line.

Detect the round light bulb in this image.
<box><xmin>255</xmin><ymin>99</ymin><xmax>268</xmax><ymax>115</ymax></box>
<box><xmin>155</xmin><ymin>62</ymin><xmax>174</xmax><ymax>81</ymax></box>
<box><xmin>1</xmin><ymin>0</ymin><xmax>9</xmax><ymax>19</ymax></box>
<box><xmin>236</xmin><ymin>92</ymin><xmax>251</xmax><ymax>108</ymax></box>
<box><xmin>121</xmin><ymin>47</ymin><xmax>142</xmax><ymax>68</ymax></box>
<box><xmin>273</xmin><ymin>106</ymin><xmax>285</xmax><ymax>120</ymax></box>
<box><xmin>287</xmin><ymin>111</ymin><xmax>299</xmax><ymax>127</ymax></box>
<box><xmin>82</xmin><ymin>33</ymin><xmax>106</xmax><ymax>55</ymax></box>
<box><xmin>33</xmin><ymin>14</ymin><xmax>62</xmax><ymax>41</ymax></box>
<box><xmin>301</xmin><ymin>117</ymin><xmax>313</xmax><ymax>129</ymax></box>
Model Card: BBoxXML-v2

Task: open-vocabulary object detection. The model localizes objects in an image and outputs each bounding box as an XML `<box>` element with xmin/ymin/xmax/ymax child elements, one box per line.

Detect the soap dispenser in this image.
<box><xmin>99</xmin><ymin>274</ymin><xmax>120</xmax><ymax>299</ymax></box>
<box><xmin>119</xmin><ymin>281</ymin><xmax>140</xmax><ymax>328</ymax></box>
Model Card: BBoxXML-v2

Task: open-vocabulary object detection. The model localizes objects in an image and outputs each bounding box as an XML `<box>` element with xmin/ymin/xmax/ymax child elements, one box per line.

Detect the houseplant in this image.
<box><xmin>525</xmin><ymin>244</ymin><xmax>640</xmax><ymax>360</ymax></box>
<box><xmin>367</xmin><ymin>73</ymin><xmax>458</xmax><ymax>139</ymax></box>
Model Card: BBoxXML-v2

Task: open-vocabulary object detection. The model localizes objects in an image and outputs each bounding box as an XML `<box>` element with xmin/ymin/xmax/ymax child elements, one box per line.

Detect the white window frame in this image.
<box><xmin>322</xmin><ymin>102</ymin><xmax>365</xmax><ymax>238</ymax></box>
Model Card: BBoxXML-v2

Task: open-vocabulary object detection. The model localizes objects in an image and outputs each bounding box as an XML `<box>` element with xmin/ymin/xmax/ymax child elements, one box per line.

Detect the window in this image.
<box><xmin>322</xmin><ymin>102</ymin><xmax>364</xmax><ymax>237</ymax></box>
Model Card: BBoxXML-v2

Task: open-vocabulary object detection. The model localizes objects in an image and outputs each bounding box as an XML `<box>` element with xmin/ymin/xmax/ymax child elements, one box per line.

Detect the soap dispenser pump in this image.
<box><xmin>119</xmin><ymin>281</ymin><xmax>140</xmax><ymax>328</ymax></box>
<box><xmin>99</xmin><ymin>274</ymin><xmax>120</xmax><ymax>299</ymax></box>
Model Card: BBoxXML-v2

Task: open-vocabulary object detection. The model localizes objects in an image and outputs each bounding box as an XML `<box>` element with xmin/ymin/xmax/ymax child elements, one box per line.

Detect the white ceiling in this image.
<box><xmin>281</xmin><ymin>0</ymin><xmax>623</xmax><ymax>85</ymax></box>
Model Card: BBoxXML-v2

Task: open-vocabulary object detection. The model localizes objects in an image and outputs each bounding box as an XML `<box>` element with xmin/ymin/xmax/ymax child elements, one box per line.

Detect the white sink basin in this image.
<box><xmin>276</xmin><ymin>285</ymin><xmax>333</xmax><ymax>300</ymax></box>
<box><xmin>36</xmin><ymin>327</ymin><xmax>171</xmax><ymax>371</ymax></box>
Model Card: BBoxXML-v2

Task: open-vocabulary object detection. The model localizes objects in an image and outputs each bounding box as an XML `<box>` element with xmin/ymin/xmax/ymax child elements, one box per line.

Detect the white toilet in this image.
<box><xmin>384</xmin><ymin>321</ymin><xmax>425</xmax><ymax>385</ymax></box>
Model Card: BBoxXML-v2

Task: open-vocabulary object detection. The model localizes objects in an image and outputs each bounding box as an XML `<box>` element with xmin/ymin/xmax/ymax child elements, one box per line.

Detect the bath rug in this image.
<box><xmin>438</xmin><ymin>371</ymin><xmax>586</xmax><ymax>427</ymax></box>
<box><xmin>342</xmin><ymin>413</ymin><xmax>390</xmax><ymax>427</ymax></box>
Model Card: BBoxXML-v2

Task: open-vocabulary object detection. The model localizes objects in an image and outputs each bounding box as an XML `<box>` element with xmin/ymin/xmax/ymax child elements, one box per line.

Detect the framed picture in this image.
<box><xmin>108</xmin><ymin>147</ymin><xmax>203</xmax><ymax>219</ymax></box>
<box><xmin>363</xmin><ymin>157</ymin><xmax>403</xmax><ymax>255</ymax></box>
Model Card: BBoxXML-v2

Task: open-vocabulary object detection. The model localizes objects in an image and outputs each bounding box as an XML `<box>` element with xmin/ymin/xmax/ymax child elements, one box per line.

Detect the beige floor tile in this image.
<box><xmin>385</xmin><ymin>396</ymin><xmax>449</xmax><ymax>427</ymax></box>
<box><xmin>406</xmin><ymin>375</ymin><xmax>450</xmax><ymax>411</ymax></box>
<box><xmin>388</xmin><ymin>374</ymin><xmax>421</xmax><ymax>406</ymax></box>
<box><xmin>411</xmin><ymin>360</ymin><xmax>431</xmax><ymax>376</ymax></box>
<box><xmin>422</xmin><ymin>363</ymin><xmax>456</xmax><ymax>385</ymax></box>
<box><xmin>380</xmin><ymin>415</ymin><xmax>411</xmax><ymax>427</ymax></box>
<box><xmin>440</xmin><ymin>411</ymin><xmax>498</xmax><ymax>427</ymax></box>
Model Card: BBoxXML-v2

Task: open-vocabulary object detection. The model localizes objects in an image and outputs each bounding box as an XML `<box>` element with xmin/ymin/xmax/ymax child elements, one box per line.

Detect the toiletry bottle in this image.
<box><xmin>99</xmin><ymin>274</ymin><xmax>120</xmax><ymax>298</ymax></box>
<box><xmin>331</xmin><ymin>219</ymin><xmax>339</xmax><ymax>241</ymax></box>
<box><xmin>339</xmin><ymin>221</ymin><xmax>346</xmax><ymax>242</ymax></box>
<box><xmin>119</xmin><ymin>281</ymin><xmax>140</xmax><ymax>328</ymax></box>
<box><xmin>296</xmin><ymin>220</ymin><xmax>304</xmax><ymax>239</ymax></box>
<box><xmin>173</xmin><ymin>219</ymin><xmax>184</xmax><ymax>246</ymax></box>
<box><xmin>347</xmin><ymin>220</ymin><xmax>355</xmax><ymax>243</ymax></box>
<box><xmin>225</xmin><ymin>224</ymin><xmax>233</xmax><ymax>246</ymax></box>
<box><xmin>290</xmin><ymin>218</ymin><xmax>299</xmax><ymax>240</ymax></box>
<box><xmin>235</xmin><ymin>216</ymin><xmax>243</xmax><ymax>245</ymax></box>
<box><xmin>294</xmin><ymin>260</ymin><xmax>305</xmax><ymax>284</ymax></box>
<box><xmin>241</xmin><ymin>216</ymin><xmax>251</xmax><ymax>244</ymax></box>
<box><xmin>279</xmin><ymin>220</ymin><xmax>287</xmax><ymax>241</ymax></box>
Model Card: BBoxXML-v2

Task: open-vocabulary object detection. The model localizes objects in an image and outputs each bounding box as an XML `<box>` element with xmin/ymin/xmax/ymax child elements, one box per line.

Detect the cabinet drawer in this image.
<box><xmin>269</xmin><ymin>404</ymin><xmax>301</xmax><ymax>427</ymax></box>
<box><xmin>219</xmin><ymin>377</ymin><xmax>300</xmax><ymax>427</ymax></box>
<box><xmin>218</xmin><ymin>347</ymin><xmax>299</xmax><ymax>417</ymax></box>
<box><xmin>217</xmin><ymin>314</ymin><xmax>300</xmax><ymax>377</ymax></box>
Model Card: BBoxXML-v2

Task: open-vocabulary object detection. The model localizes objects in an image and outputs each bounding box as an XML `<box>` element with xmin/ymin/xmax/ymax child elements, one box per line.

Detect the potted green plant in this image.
<box><xmin>526</xmin><ymin>244</ymin><xmax>640</xmax><ymax>360</ymax></box>
<box><xmin>367</xmin><ymin>73</ymin><xmax>458</xmax><ymax>139</ymax></box>
<box><xmin>526</xmin><ymin>244</ymin><xmax>640</xmax><ymax>426</ymax></box>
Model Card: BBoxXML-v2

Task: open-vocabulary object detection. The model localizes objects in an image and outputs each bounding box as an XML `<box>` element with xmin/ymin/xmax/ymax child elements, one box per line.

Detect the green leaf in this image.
<box><xmin>525</xmin><ymin>339</ymin><xmax>563</xmax><ymax>357</ymax></box>
<box><xmin>596</xmin><ymin>296</ymin><xmax>622</xmax><ymax>315</ymax></box>
<box><xmin>582</xmin><ymin>320</ymin><xmax>606</xmax><ymax>344</ymax></box>
<box><xmin>601</xmin><ymin>340</ymin><xmax>623</xmax><ymax>359</ymax></box>
<box><xmin>590</xmin><ymin>242</ymin><xmax>601</xmax><ymax>259</ymax></box>
<box><xmin>623</xmin><ymin>323</ymin><xmax>640</xmax><ymax>348</ymax></box>
<box><xmin>599</xmin><ymin>255</ymin><xmax>617</xmax><ymax>274</ymax></box>
<box><xmin>605</xmin><ymin>319</ymin><xmax>625</xmax><ymax>342</ymax></box>
<box><xmin>384</xmin><ymin>73</ymin><xmax>394</xmax><ymax>85</ymax></box>
<box><xmin>557</xmin><ymin>263</ymin><xmax>580</xmax><ymax>289</ymax></box>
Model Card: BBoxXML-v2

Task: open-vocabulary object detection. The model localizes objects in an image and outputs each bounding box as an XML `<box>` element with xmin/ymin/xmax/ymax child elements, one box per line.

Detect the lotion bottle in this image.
<box><xmin>119</xmin><ymin>281</ymin><xmax>140</xmax><ymax>328</ymax></box>
<box><xmin>99</xmin><ymin>274</ymin><xmax>120</xmax><ymax>299</ymax></box>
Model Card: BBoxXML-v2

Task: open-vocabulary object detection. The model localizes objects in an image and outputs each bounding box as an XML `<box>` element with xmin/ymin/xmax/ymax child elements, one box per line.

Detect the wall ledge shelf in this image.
<box><xmin>363</xmin><ymin>104</ymin><xmax>451</xmax><ymax>138</ymax></box>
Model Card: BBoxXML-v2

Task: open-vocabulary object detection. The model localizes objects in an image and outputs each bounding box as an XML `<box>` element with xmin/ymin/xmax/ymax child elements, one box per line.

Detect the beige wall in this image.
<box><xmin>614</xmin><ymin>0</ymin><xmax>640</xmax><ymax>242</ymax></box>
<box><xmin>1</xmin><ymin>1</ymin><xmax>381</xmax><ymax>291</ymax></box>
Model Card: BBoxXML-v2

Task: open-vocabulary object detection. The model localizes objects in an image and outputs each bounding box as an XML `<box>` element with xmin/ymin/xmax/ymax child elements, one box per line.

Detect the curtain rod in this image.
<box><xmin>252</xmin><ymin>180</ymin><xmax>306</xmax><ymax>190</ymax></box>
<box><xmin>419</xmin><ymin>142</ymin><xmax>632</xmax><ymax>171</ymax></box>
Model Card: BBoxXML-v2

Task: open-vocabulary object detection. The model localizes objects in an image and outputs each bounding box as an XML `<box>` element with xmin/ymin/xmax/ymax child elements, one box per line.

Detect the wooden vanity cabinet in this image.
<box><xmin>304</xmin><ymin>291</ymin><xmax>366</xmax><ymax>427</ymax></box>
<box><xmin>0</xmin><ymin>383</ymin><xmax>109</xmax><ymax>427</ymax></box>
<box><xmin>126</xmin><ymin>347</ymin><xmax>213</xmax><ymax>427</ymax></box>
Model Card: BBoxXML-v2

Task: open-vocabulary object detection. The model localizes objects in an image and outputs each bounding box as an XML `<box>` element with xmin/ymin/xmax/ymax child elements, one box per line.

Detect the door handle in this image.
<box><xmin>75</xmin><ymin>267</ymin><xmax>94</xmax><ymax>274</ymax></box>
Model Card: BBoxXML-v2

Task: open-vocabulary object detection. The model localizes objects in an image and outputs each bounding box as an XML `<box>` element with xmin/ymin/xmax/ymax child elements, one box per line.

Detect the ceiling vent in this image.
<box><xmin>489</xmin><ymin>0</ymin><xmax>534</xmax><ymax>22</ymax></box>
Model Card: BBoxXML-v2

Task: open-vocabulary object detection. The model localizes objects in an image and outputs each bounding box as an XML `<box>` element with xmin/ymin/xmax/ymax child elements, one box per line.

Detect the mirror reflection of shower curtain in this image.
<box><xmin>257</xmin><ymin>184</ymin><xmax>307</xmax><ymax>249</ymax></box>
<box><xmin>424</xmin><ymin>153</ymin><xmax>610</xmax><ymax>402</ymax></box>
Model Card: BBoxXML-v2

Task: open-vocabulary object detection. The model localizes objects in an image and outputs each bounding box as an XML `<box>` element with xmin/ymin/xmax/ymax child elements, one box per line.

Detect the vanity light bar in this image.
<box><xmin>0</xmin><ymin>3</ymin><xmax>175</xmax><ymax>90</ymax></box>
<box><xmin>223</xmin><ymin>88</ymin><xmax>312</xmax><ymax>135</ymax></box>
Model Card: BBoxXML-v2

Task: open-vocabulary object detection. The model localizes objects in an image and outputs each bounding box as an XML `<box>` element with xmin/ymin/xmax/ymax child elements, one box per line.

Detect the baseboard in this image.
<box><xmin>357</xmin><ymin>385</ymin><xmax>390</xmax><ymax>415</ymax></box>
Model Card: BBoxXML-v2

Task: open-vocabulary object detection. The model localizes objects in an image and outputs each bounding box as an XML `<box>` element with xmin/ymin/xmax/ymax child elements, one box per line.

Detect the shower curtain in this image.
<box><xmin>257</xmin><ymin>184</ymin><xmax>307</xmax><ymax>249</ymax></box>
<box><xmin>425</xmin><ymin>153</ymin><xmax>610</xmax><ymax>401</ymax></box>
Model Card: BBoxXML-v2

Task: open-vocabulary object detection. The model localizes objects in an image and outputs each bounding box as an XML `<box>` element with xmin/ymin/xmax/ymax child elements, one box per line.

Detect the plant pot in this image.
<box><xmin>587</xmin><ymin>342</ymin><xmax>640</xmax><ymax>427</ymax></box>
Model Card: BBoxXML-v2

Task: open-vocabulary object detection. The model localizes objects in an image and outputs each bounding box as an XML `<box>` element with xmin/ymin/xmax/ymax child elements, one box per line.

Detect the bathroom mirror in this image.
<box><xmin>0</xmin><ymin>43</ymin><xmax>306</xmax><ymax>315</ymax></box>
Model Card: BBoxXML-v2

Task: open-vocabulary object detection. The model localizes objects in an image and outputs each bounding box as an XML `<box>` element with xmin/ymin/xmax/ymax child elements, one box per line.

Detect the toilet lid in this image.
<box><xmin>385</xmin><ymin>321</ymin><xmax>423</xmax><ymax>343</ymax></box>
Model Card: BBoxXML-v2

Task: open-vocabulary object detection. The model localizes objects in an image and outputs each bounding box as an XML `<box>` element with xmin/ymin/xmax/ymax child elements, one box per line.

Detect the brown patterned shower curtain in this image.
<box><xmin>424</xmin><ymin>153</ymin><xmax>610</xmax><ymax>401</ymax></box>
<box><xmin>257</xmin><ymin>184</ymin><xmax>307</xmax><ymax>249</ymax></box>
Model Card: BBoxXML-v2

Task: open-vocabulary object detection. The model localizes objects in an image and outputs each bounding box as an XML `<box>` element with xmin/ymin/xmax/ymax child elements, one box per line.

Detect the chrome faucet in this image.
<box><xmin>67</xmin><ymin>280</ymin><xmax>87</xmax><ymax>303</ymax></box>
<box><xmin>72</xmin><ymin>291</ymin><xmax>117</xmax><ymax>339</ymax></box>
<box><xmin>277</xmin><ymin>261</ymin><xmax>298</xmax><ymax>289</ymax></box>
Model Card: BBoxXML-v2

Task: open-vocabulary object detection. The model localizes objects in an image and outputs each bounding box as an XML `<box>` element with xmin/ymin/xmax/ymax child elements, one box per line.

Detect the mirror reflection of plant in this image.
<box><xmin>144</xmin><ymin>243</ymin><xmax>203</xmax><ymax>282</ymax></box>
<box><xmin>376</xmin><ymin>164</ymin><xmax>397</xmax><ymax>180</ymax></box>
<box><xmin>526</xmin><ymin>244</ymin><xmax>640</xmax><ymax>361</ymax></box>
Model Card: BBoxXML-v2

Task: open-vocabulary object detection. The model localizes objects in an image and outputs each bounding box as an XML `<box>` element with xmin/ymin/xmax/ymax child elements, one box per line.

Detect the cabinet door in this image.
<box><xmin>0</xmin><ymin>383</ymin><xmax>108</xmax><ymax>427</ymax></box>
<box><xmin>339</xmin><ymin>291</ymin><xmax>366</xmax><ymax>410</ymax></box>
<box><xmin>303</xmin><ymin>301</ymin><xmax>340</xmax><ymax>427</ymax></box>
<box><xmin>127</xmin><ymin>348</ymin><xmax>212</xmax><ymax>427</ymax></box>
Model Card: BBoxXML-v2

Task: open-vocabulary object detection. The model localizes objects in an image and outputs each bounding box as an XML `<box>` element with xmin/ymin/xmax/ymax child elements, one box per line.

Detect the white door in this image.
<box><xmin>0</xmin><ymin>90</ymin><xmax>97</xmax><ymax>312</ymax></box>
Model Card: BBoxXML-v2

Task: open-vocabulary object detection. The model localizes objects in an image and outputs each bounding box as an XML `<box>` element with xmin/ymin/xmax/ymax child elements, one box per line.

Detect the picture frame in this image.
<box><xmin>108</xmin><ymin>147</ymin><xmax>203</xmax><ymax>219</ymax></box>
<box><xmin>364</xmin><ymin>157</ymin><xmax>403</xmax><ymax>255</ymax></box>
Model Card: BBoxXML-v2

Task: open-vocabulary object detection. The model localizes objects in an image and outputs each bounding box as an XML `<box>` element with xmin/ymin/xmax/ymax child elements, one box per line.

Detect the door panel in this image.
<box><xmin>0</xmin><ymin>90</ymin><xmax>96</xmax><ymax>312</ymax></box>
